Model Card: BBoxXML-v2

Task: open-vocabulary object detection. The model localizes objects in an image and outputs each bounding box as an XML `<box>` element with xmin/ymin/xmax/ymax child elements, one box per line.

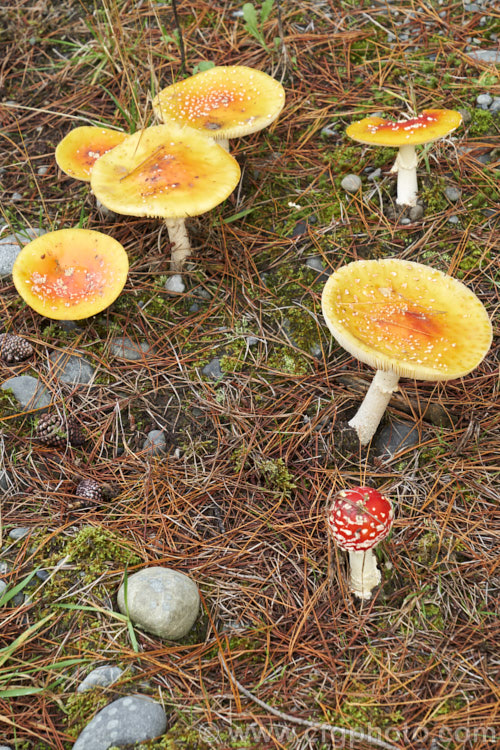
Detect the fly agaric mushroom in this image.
<box><xmin>90</xmin><ymin>123</ymin><xmax>240</xmax><ymax>270</ymax></box>
<box><xmin>346</xmin><ymin>109</ymin><xmax>462</xmax><ymax>206</ymax></box>
<box><xmin>12</xmin><ymin>228</ymin><xmax>128</xmax><ymax>320</ymax></box>
<box><xmin>322</xmin><ymin>258</ymin><xmax>492</xmax><ymax>445</ymax></box>
<box><xmin>152</xmin><ymin>65</ymin><xmax>285</xmax><ymax>151</ymax></box>
<box><xmin>55</xmin><ymin>126</ymin><xmax>128</xmax><ymax>181</ymax></box>
<box><xmin>328</xmin><ymin>486</ymin><xmax>394</xmax><ymax>599</ymax></box>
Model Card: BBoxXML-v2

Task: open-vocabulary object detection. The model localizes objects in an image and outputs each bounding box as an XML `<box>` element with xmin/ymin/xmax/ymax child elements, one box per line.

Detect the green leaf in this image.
<box><xmin>261</xmin><ymin>0</ymin><xmax>274</xmax><ymax>25</ymax></box>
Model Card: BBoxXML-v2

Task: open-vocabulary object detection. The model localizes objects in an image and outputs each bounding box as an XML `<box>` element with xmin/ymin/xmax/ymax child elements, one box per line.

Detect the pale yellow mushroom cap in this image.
<box><xmin>321</xmin><ymin>259</ymin><xmax>492</xmax><ymax>381</ymax></box>
<box><xmin>90</xmin><ymin>123</ymin><xmax>241</xmax><ymax>219</ymax></box>
<box><xmin>55</xmin><ymin>126</ymin><xmax>128</xmax><ymax>181</ymax></box>
<box><xmin>12</xmin><ymin>228</ymin><xmax>128</xmax><ymax>320</ymax></box>
<box><xmin>346</xmin><ymin>109</ymin><xmax>462</xmax><ymax>148</ymax></box>
<box><xmin>152</xmin><ymin>66</ymin><xmax>285</xmax><ymax>140</ymax></box>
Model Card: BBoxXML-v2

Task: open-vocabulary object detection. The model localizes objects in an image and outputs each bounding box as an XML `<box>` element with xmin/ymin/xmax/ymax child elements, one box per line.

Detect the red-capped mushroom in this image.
<box><xmin>327</xmin><ymin>487</ymin><xmax>394</xmax><ymax>599</ymax></box>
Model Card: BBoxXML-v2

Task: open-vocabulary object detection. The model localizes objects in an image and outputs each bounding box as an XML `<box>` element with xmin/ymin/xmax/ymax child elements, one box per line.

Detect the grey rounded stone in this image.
<box><xmin>0</xmin><ymin>580</ymin><xmax>7</xmax><ymax>600</ymax></box>
<box><xmin>0</xmin><ymin>469</ymin><xmax>13</xmax><ymax>491</ymax></box>
<box><xmin>117</xmin><ymin>567</ymin><xmax>200</xmax><ymax>640</ymax></box>
<box><xmin>476</xmin><ymin>93</ymin><xmax>493</xmax><ymax>109</ymax></box>
<box><xmin>374</xmin><ymin>421</ymin><xmax>419</xmax><ymax>457</ymax></box>
<box><xmin>490</xmin><ymin>97</ymin><xmax>500</xmax><ymax>114</ymax></box>
<box><xmin>305</xmin><ymin>256</ymin><xmax>324</xmax><ymax>272</ymax></box>
<box><xmin>0</xmin><ymin>745</ymin><xmax>14</xmax><ymax>750</ymax></box>
<box><xmin>448</xmin><ymin>215</ymin><xmax>460</xmax><ymax>225</ymax></box>
<box><xmin>164</xmin><ymin>274</ymin><xmax>186</xmax><ymax>293</ymax></box>
<box><xmin>202</xmin><ymin>357</ymin><xmax>224</xmax><ymax>379</ymax></box>
<box><xmin>9</xmin><ymin>527</ymin><xmax>30</xmax><ymax>540</ymax></box>
<box><xmin>143</xmin><ymin>430</ymin><xmax>167</xmax><ymax>456</ymax></box>
<box><xmin>72</xmin><ymin>694</ymin><xmax>167</xmax><ymax>750</ymax></box>
<box><xmin>466</xmin><ymin>49</ymin><xmax>500</xmax><ymax>64</ymax></box>
<box><xmin>1</xmin><ymin>375</ymin><xmax>51</xmax><ymax>411</ymax></box>
<box><xmin>409</xmin><ymin>204</ymin><xmax>424</xmax><ymax>221</ymax></box>
<box><xmin>367</xmin><ymin>168</ymin><xmax>381</xmax><ymax>181</ymax></box>
<box><xmin>49</xmin><ymin>351</ymin><xmax>95</xmax><ymax>384</ymax></box>
<box><xmin>444</xmin><ymin>186</ymin><xmax>462</xmax><ymax>202</ymax></box>
<box><xmin>0</xmin><ymin>228</ymin><xmax>46</xmax><ymax>276</ymax></box>
<box><xmin>77</xmin><ymin>665</ymin><xmax>124</xmax><ymax>693</ymax></box>
<box><xmin>109</xmin><ymin>337</ymin><xmax>153</xmax><ymax>361</ymax></box>
<box><xmin>341</xmin><ymin>174</ymin><xmax>362</xmax><ymax>193</ymax></box>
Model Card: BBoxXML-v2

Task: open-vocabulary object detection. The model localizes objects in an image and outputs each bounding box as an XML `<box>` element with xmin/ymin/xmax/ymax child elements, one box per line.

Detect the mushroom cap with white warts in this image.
<box><xmin>346</xmin><ymin>109</ymin><xmax>462</xmax><ymax>147</ymax></box>
<box><xmin>321</xmin><ymin>259</ymin><xmax>492</xmax><ymax>381</ymax></box>
<box><xmin>328</xmin><ymin>487</ymin><xmax>394</xmax><ymax>552</ymax></box>
<box><xmin>55</xmin><ymin>126</ymin><xmax>128</xmax><ymax>181</ymax></box>
<box><xmin>152</xmin><ymin>66</ymin><xmax>285</xmax><ymax>140</ymax></box>
<box><xmin>12</xmin><ymin>228</ymin><xmax>128</xmax><ymax>320</ymax></box>
<box><xmin>90</xmin><ymin>123</ymin><xmax>241</xmax><ymax>219</ymax></box>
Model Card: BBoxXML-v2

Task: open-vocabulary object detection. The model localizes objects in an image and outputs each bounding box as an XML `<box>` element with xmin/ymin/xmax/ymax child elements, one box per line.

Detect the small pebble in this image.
<box><xmin>367</xmin><ymin>168</ymin><xmax>381</xmax><ymax>181</ymax></box>
<box><xmin>77</xmin><ymin>665</ymin><xmax>124</xmax><ymax>693</ymax></box>
<box><xmin>109</xmin><ymin>337</ymin><xmax>153</xmax><ymax>361</ymax></box>
<box><xmin>466</xmin><ymin>49</ymin><xmax>500</xmax><ymax>64</ymax></box>
<box><xmin>374</xmin><ymin>421</ymin><xmax>419</xmax><ymax>457</ymax></box>
<box><xmin>444</xmin><ymin>186</ymin><xmax>462</xmax><ymax>202</ymax></box>
<box><xmin>164</xmin><ymin>274</ymin><xmax>185</xmax><ymax>293</ymax></box>
<box><xmin>1</xmin><ymin>375</ymin><xmax>52</xmax><ymax>411</ymax></box>
<box><xmin>9</xmin><ymin>527</ymin><xmax>30</xmax><ymax>540</ymax></box>
<box><xmin>341</xmin><ymin>174</ymin><xmax>362</xmax><ymax>193</ymax></box>
<box><xmin>49</xmin><ymin>351</ymin><xmax>95</xmax><ymax>385</ymax></box>
<box><xmin>448</xmin><ymin>215</ymin><xmax>460</xmax><ymax>225</ymax></box>
<box><xmin>202</xmin><ymin>358</ymin><xmax>224</xmax><ymax>379</ymax></box>
<box><xmin>409</xmin><ymin>204</ymin><xmax>424</xmax><ymax>221</ymax></box>
<box><xmin>142</xmin><ymin>430</ymin><xmax>167</xmax><ymax>456</ymax></box>
<box><xmin>476</xmin><ymin>93</ymin><xmax>493</xmax><ymax>109</ymax></box>
<box><xmin>305</xmin><ymin>256</ymin><xmax>324</xmax><ymax>272</ymax></box>
<box><xmin>321</xmin><ymin>123</ymin><xmax>337</xmax><ymax>137</ymax></box>
<box><xmin>11</xmin><ymin>192</ymin><xmax>22</xmax><ymax>202</ymax></box>
<box><xmin>400</xmin><ymin>218</ymin><xmax>411</xmax><ymax>225</ymax></box>
<box><xmin>37</xmin><ymin>165</ymin><xmax>49</xmax><ymax>175</ymax></box>
<box><xmin>490</xmin><ymin>98</ymin><xmax>500</xmax><ymax>114</ymax></box>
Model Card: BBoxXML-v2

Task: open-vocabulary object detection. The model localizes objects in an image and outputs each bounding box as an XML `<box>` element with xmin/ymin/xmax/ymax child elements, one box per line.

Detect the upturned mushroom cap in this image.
<box><xmin>12</xmin><ymin>228</ymin><xmax>128</xmax><ymax>320</ymax></box>
<box><xmin>328</xmin><ymin>487</ymin><xmax>394</xmax><ymax>552</ymax></box>
<box><xmin>346</xmin><ymin>109</ymin><xmax>462</xmax><ymax>147</ymax></box>
<box><xmin>55</xmin><ymin>126</ymin><xmax>128</xmax><ymax>181</ymax></box>
<box><xmin>152</xmin><ymin>66</ymin><xmax>285</xmax><ymax>140</ymax></box>
<box><xmin>321</xmin><ymin>259</ymin><xmax>492</xmax><ymax>381</ymax></box>
<box><xmin>90</xmin><ymin>123</ymin><xmax>241</xmax><ymax>219</ymax></box>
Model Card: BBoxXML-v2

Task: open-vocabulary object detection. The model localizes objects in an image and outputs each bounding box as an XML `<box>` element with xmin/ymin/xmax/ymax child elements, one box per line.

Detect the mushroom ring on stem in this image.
<box><xmin>90</xmin><ymin>123</ymin><xmax>241</xmax><ymax>271</ymax></box>
<box><xmin>346</xmin><ymin>109</ymin><xmax>462</xmax><ymax>206</ymax></box>
<box><xmin>153</xmin><ymin>65</ymin><xmax>285</xmax><ymax>151</ymax></box>
<box><xmin>321</xmin><ymin>259</ymin><xmax>492</xmax><ymax>445</ymax></box>
<box><xmin>12</xmin><ymin>228</ymin><xmax>128</xmax><ymax>320</ymax></box>
<box><xmin>328</xmin><ymin>487</ymin><xmax>394</xmax><ymax>599</ymax></box>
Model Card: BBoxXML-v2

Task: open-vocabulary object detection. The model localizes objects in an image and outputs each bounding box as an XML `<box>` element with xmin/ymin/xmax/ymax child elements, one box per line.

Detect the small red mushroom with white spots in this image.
<box><xmin>346</xmin><ymin>109</ymin><xmax>462</xmax><ymax>206</ymax></box>
<box><xmin>327</xmin><ymin>486</ymin><xmax>394</xmax><ymax>599</ymax></box>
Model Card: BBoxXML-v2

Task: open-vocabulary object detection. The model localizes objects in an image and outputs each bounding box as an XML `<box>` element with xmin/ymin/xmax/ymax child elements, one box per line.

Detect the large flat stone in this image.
<box><xmin>1</xmin><ymin>375</ymin><xmax>52</xmax><ymax>411</ymax></box>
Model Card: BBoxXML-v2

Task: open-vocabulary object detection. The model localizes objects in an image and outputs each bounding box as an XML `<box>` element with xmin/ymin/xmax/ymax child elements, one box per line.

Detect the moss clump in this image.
<box><xmin>258</xmin><ymin>458</ymin><xmax>296</xmax><ymax>497</ymax></box>
<box><xmin>65</xmin><ymin>689</ymin><xmax>110</xmax><ymax>737</ymax></box>
<box><xmin>64</xmin><ymin>526</ymin><xmax>141</xmax><ymax>584</ymax></box>
<box><xmin>467</xmin><ymin>108</ymin><xmax>498</xmax><ymax>138</ymax></box>
<box><xmin>456</xmin><ymin>242</ymin><xmax>491</xmax><ymax>278</ymax></box>
<box><xmin>266</xmin><ymin>345</ymin><xmax>309</xmax><ymax>375</ymax></box>
<box><xmin>420</xmin><ymin>177</ymin><xmax>448</xmax><ymax>213</ymax></box>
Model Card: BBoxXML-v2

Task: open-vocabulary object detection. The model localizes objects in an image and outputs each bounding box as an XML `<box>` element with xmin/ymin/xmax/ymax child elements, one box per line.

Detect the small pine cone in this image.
<box><xmin>0</xmin><ymin>333</ymin><xmax>33</xmax><ymax>363</ymax></box>
<box><xmin>75</xmin><ymin>478</ymin><xmax>103</xmax><ymax>503</ymax></box>
<box><xmin>35</xmin><ymin>413</ymin><xmax>85</xmax><ymax>448</ymax></box>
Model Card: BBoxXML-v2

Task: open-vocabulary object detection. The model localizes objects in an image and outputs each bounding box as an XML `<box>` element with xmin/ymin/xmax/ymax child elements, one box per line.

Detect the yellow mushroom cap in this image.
<box><xmin>152</xmin><ymin>66</ymin><xmax>285</xmax><ymax>140</ymax></box>
<box><xmin>55</xmin><ymin>126</ymin><xmax>128</xmax><ymax>181</ymax></box>
<box><xmin>90</xmin><ymin>123</ymin><xmax>241</xmax><ymax>219</ymax></box>
<box><xmin>346</xmin><ymin>109</ymin><xmax>462</xmax><ymax>147</ymax></box>
<box><xmin>321</xmin><ymin>259</ymin><xmax>492</xmax><ymax>381</ymax></box>
<box><xmin>12</xmin><ymin>228</ymin><xmax>128</xmax><ymax>320</ymax></box>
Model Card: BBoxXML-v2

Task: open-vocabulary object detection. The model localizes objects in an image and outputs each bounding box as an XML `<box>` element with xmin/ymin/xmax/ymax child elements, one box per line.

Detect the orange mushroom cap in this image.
<box><xmin>321</xmin><ymin>259</ymin><xmax>492</xmax><ymax>381</ymax></box>
<box><xmin>55</xmin><ymin>126</ymin><xmax>128</xmax><ymax>181</ymax></box>
<box><xmin>12</xmin><ymin>228</ymin><xmax>128</xmax><ymax>320</ymax></box>
<box><xmin>346</xmin><ymin>109</ymin><xmax>462</xmax><ymax>147</ymax></box>
<box><xmin>90</xmin><ymin>123</ymin><xmax>241</xmax><ymax>219</ymax></box>
<box><xmin>152</xmin><ymin>66</ymin><xmax>285</xmax><ymax>140</ymax></box>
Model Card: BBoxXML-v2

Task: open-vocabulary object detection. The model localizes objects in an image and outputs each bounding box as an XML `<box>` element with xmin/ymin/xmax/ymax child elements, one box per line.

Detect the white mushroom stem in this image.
<box><xmin>348</xmin><ymin>548</ymin><xmax>381</xmax><ymax>599</ymax></box>
<box><xmin>390</xmin><ymin>144</ymin><xmax>419</xmax><ymax>207</ymax></box>
<box><xmin>348</xmin><ymin>369</ymin><xmax>400</xmax><ymax>445</ymax></box>
<box><xmin>165</xmin><ymin>218</ymin><xmax>191</xmax><ymax>272</ymax></box>
<box><xmin>217</xmin><ymin>137</ymin><xmax>230</xmax><ymax>152</ymax></box>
